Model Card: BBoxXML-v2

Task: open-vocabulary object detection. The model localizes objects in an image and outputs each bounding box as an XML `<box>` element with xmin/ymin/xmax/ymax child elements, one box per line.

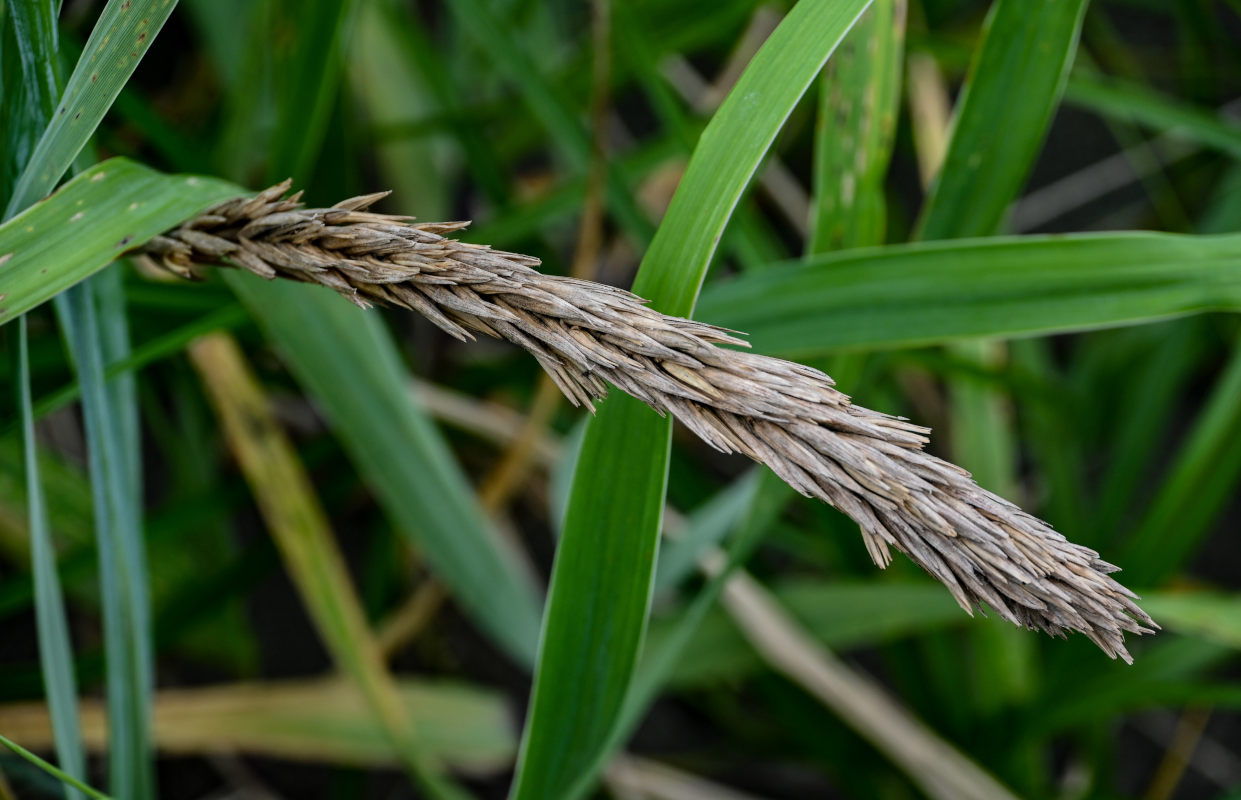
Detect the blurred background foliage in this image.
<box><xmin>2</xmin><ymin>0</ymin><xmax>1241</xmax><ymax>798</ymax></box>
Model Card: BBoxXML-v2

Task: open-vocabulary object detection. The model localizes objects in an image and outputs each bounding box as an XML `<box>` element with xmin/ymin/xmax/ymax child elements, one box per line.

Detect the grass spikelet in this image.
<box><xmin>138</xmin><ymin>184</ymin><xmax>1158</xmax><ymax>662</ymax></box>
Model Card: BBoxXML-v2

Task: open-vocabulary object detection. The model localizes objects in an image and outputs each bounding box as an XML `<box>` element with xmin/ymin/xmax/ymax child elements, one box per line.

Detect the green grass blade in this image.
<box><xmin>916</xmin><ymin>0</ymin><xmax>1089</xmax><ymax>240</ymax></box>
<box><xmin>226</xmin><ymin>273</ymin><xmax>544</xmax><ymax>666</ymax></box>
<box><xmin>5</xmin><ymin>4</ymin><xmax>86</xmax><ymax>794</ymax></box>
<box><xmin>1121</xmin><ymin>335</ymin><xmax>1241</xmax><ymax>585</ymax></box>
<box><xmin>696</xmin><ymin>231</ymin><xmax>1241</xmax><ymax>355</ymax></box>
<box><xmin>359</xmin><ymin>0</ymin><xmax>507</xmax><ymax>208</ymax></box>
<box><xmin>0</xmin><ymin>158</ymin><xmax>241</xmax><ymax>324</ymax></box>
<box><xmin>0</xmin><ymin>733</ymin><xmax>112</xmax><ymax>800</ymax></box>
<box><xmin>630</xmin><ymin>0</ymin><xmax>871</xmax><ymax>316</ymax></box>
<box><xmin>650</xmin><ymin>580</ymin><xmax>966</xmax><ymax>686</ymax></box>
<box><xmin>55</xmin><ymin>280</ymin><xmax>153</xmax><ymax>800</ymax></box>
<box><xmin>597</xmin><ymin>471</ymin><xmax>790</xmax><ymax>777</ymax></box>
<box><xmin>6</xmin><ymin>0</ymin><xmax>60</xmax><ymax>127</ymax></box>
<box><xmin>445</xmin><ymin>0</ymin><xmax>655</xmax><ymax>244</ymax></box>
<box><xmin>267</xmin><ymin>0</ymin><xmax>359</xmax><ymax>183</ymax></box>
<box><xmin>510</xmin><ymin>3</ymin><xmax>872</xmax><ymax>798</ymax></box>
<box><xmin>512</xmin><ymin>391</ymin><xmax>672</xmax><ymax>800</ymax></box>
<box><xmin>809</xmin><ymin>0</ymin><xmax>904</xmax><ymax>252</ymax></box>
<box><xmin>25</xmin><ymin>304</ymin><xmax>247</xmax><ymax>428</ymax></box>
<box><xmin>6</xmin><ymin>0</ymin><xmax>181</xmax><ymax>215</ymax></box>
<box><xmin>1065</xmin><ymin>72</ymin><xmax>1241</xmax><ymax>158</ymax></box>
<box><xmin>653</xmin><ymin>469</ymin><xmax>762</xmax><ymax>592</ymax></box>
<box><xmin>1141</xmin><ymin>592</ymin><xmax>1241</xmax><ymax>649</ymax></box>
<box><xmin>19</xmin><ymin>316</ymin><xmax>87</xmax><ymax>800</ymax></box>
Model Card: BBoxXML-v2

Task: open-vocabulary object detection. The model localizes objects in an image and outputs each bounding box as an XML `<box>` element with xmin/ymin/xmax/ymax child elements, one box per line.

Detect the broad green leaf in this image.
<box><xmin>7</xmin><ymin>0</ymin><xmax>181</xmax><ymax>216</ymax></box>
<box><xmin>227</xmin><ymin>273</ymin><xmax>544</xmax><ymax>666</ymax></box>
<box><xmin>0</xmin><ymin>158</ymin><xmax>241</xmax><ymax>325</ymax></box>
<box><xmin>696</xmin><ymin>231</ymin><xmax>1241</xmax><ymax>356</ymax></box>
<box><xmin>511</xmin><ymin>3</ymin><xmax>873</xmax><ymax>799</ymax></box>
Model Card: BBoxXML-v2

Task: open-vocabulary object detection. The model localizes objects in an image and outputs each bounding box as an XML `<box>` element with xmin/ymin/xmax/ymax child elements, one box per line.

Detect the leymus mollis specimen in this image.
<box><xmin>137</xmin><ymin>181</ymin><xmax>1156</xmax><ymax>662</ymax></box>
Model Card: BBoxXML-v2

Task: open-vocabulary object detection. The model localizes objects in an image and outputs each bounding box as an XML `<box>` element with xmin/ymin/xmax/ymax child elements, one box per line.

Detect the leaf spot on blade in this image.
<box><xmin>121</xmin><ymin>0</ymin><xmax>131</xmax><ymax>9</ymax></box>
<box><xmin>187</xmin><ymin>177</ymin><xmax>201</xmax><ymax>186</ymax></box>
<box><xmin>138</xmin><ymin>32</ymin><xmax>147</xmax><ymax>43</ymax></box>
<box><xmin>70</xmin><ymin>212</ymin><xmax>85</xmax><ymax>223</ymax></box>
<box><xmin>117</xmin><ymin>236</ymin><xmax>133</xmax><ymax>248</ymax></box>
<box><xmin>128</xmin><ymin>202</ymin><xmax>140</xmax><ymax>211</ymax></box>
<box><xmin>91</xmin><ymin>72</ymin><xmax>99</xmax><ymax>83</ymax></box>
<box><xmin>0</xmin><ymin>253</ymin><xmax>13</xmax><ymax>267</ymax></box>
<box><xmin>91</xmin><ymin>172</ymin><xmax>106</xmax><ymax>182</ymax></box>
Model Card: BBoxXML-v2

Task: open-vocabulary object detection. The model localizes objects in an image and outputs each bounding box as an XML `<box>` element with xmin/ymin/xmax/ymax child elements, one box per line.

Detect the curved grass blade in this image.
<box><xmin>0</xmin><ymin>158</ymin><xmax>241</xmax><ymax>325</ymax></box>
<box><xmin>696</xmin><ymin>231</ymin><xmax>1241</xmax><ymax>355</ymax></box>
<box><xmin>510</xmin><ymin>3</ymin><xmax>873</xmax><ymax>798</ymax></box>
<box><xmin>19</xmin><ymin>316</ymin><xmax>87</xmax><ymax>800</ymax></box>
<box><xmin>6</xmin><ymin>0</ymin><xmax>180</xmax><ymax>215</ymax></box>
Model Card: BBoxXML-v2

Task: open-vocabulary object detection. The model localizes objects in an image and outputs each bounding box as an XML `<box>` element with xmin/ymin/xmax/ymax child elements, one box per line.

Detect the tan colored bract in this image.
<box><xmin>138</xmin><ymin>182</ymin><xmax>1157</xmax><ymax>662</ymax></box>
